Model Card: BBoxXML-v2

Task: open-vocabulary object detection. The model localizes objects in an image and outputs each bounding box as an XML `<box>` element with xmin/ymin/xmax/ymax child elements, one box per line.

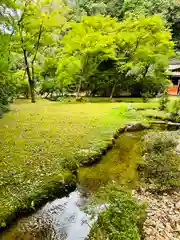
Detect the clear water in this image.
<box><xmin>1</xmin><ymin>191</ymin><xmax>90</xmax><ymax>240</ymax></box>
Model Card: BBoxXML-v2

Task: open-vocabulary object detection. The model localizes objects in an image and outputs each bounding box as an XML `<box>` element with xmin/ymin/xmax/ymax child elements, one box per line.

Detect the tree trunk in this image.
<box><xmin>29</xmin><ymin>80</ymin><xmax>35</xmax><ymax>103</ymax></box>
<box><xmin>29</xmin><ymin>22</ymin><xmax>43</xmax><ymax>103</ymax></box>
<box><xmin>23</xmin><ymin>49</ymin><xmax>35</xmax><ymax>103</ymax></box>
<box><xmin>45</xmin><ymin>92</ymin><xmax>50</xmax><ymax>99</ymax></box>
<box><xmin>110</xmin><ymin>81</ymin><xmax>117</xmax><ymax>99</ymax></box>
<box><xmin>76</xmin><ymin>77</ymin><xmax>82</xmax><ymax>98</ymax></box>
<box><xmin>31</xmin><ymin>65</ymin><xmax>36</xmax><ymax>103</ymax></box>
<box><xmin>143</xmin><ymin>64</ymin><xmax>150</xmax><ymax>78</ymax></box>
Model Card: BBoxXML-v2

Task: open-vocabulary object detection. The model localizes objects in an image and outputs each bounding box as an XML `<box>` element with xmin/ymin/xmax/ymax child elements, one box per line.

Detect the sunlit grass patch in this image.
<box><xmin>0</xmin><ymin>99</ymin><xmax>137</xmax><ymax>227</ymax></box>
<box><xmin>0</xmin><ymin>97</ymin><xmax>177</xmax><ymax>227</ymax></box>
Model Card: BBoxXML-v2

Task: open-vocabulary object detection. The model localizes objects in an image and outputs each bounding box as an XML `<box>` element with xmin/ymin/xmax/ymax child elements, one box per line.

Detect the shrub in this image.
<box><xmin>0</xmin><ymin>104</ymin><xmax>9</xmax><ymax>118</ymax></box>
<box><xmin>0</xmin><ymin>77</ymin><xmax>16</xmax><ymax>116</ymax></box>
<box><xmin>159</xmin><ymin>90</ymin><xmax>168</xmax><ymax>111</ymax></box>
<box><xmin>169</xmin><ymin>98</ymin><xmax>180</xmax><ymax>122</ymax></box>
<box><xmin>87</xmin><ymin>185</ymin><xmax>146</xmax><ymax>240</ymax></box>
<box><xmin>144</xmin><ymin>132</ymin><xmax>177</xmax><ymax>154</ymax></box>
<box><xmin>141</xmin><ymin>131</ymin><xmax>180</xmax><ymax>189</ymax></box>
<box><xmin>16</xmin><ymin>80</ymin><xmax>29</xmax><ymax>99</ymax></box>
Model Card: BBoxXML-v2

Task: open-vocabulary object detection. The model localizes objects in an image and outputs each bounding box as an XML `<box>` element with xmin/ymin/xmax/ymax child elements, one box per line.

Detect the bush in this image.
<box><xmin>87</xmin><ymin>185</ymin><xmax>146</xmax><ymax>240</ymax></box>
<box><xmin>169</xmin><ymin>98</ymin><xmax>180</xmax><ymax>122</ymax></box>
<box><xmin>16</xmin><ymin>80</ymin><xmax>29</xmax><ymax>99</ymax></box>
<box><xmin>141</xmin><ymin>131</ymin><xmax>180</xmax><ymax>189</ymax></box>
<box><xmin>0</xmin><ymin>104</ymin><xmax>9</xmax><ymax>118</ymax></box>
<box><xmin>0</xmin><ymin>77</ymin><xmax>16</xmax><ymax>116</ymax></box>
<box><xmin>159</xmin><ymin>90</ymin><xmax>168</xmax><ymax>111</ymax></box>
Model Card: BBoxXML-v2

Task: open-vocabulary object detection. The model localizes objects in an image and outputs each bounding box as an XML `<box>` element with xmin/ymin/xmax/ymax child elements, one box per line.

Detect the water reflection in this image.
<box><xmin>1</xmin><ymin>191</ymin><xmax>90</xmax><ymax>240</ymax></box>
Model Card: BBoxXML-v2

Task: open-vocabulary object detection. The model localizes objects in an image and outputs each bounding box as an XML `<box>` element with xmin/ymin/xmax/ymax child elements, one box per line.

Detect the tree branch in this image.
<box><xmin>31</xmin><ymin>22</ymin><xmax>43</xmax><ymax>66</ymax></box>
<box><xmin>18</xmin><ymin>0</ymin><xmax>32</xmax><ymax>25</ymax></box>
<box><xmin>143</xmin><ymin>64</ymin><xmax>150</xmax><ymax>78</ymax></box>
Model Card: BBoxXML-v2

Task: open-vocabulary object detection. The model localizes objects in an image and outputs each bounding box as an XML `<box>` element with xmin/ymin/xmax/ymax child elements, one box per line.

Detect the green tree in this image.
<box><xmin>13</xmin><ymin>70</ymin><xmax>29</xmax><ymax>99</ymax></box>
<box><xmin>115</xmin><ymin>15</ymin><xmax>174</xmax><ymax>96</ymax></box>
<box><xmin>57</xmin><ymin>15</ymin><xmax>119</xmax><ymax>97</ymax></box>
<box><xmin>72</xmin><ymin>0</ymin><xmax>180</xmax><ymax>48</ymax></box>
<box><xmin>40</xmin><ymin>57</ymin><xmax>61</xmax><ymax>99</ymax></box>
<box><xmin>9</xmin><ymin>0</ymin><xmax>69</xmax><ymax>102</ymax></box>
<box><xmin>0</xmin><ymin>1</ymin><xmax>16</xmax><ymax>114</ymax></box>
<box><xmin>122</xmin><ymin>0</ymin><xmax>180</xmax><ymax>48</ymax></box>
<box><xmin>57</xmin><ymin>15</ymin><xmax>174</xmax><ymax>98</ymax></box>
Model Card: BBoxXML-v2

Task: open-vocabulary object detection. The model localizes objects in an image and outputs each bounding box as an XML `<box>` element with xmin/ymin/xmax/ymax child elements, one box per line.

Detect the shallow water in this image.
<box><xmin>78</xmin><ymin>131</ymin><xmax>144</xmax><ymax>192</ymax></box>
<box><xmin>1</xmin><ymin>190</ymin><xmax>90</xmax><ymax>240</ymax></box>
<box><xmin>1</xmin><ymin>131</ymin><xmax>144</xmax><ymax>240</ymax></box>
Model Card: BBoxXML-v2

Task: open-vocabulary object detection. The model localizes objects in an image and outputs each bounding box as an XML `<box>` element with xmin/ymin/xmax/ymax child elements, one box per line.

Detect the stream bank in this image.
<box><xmin>1</xmin><ymin>130</ymin><xmax>145</xmax><ymax>240</ymax></box>
<box><xmin>134</xmin><ymin>130</ymin><xmax>180</xmax><ymax>240</ymax></box>
<box><xmin>2</xmin><ymin>125</ymin><xmax>179</xmax><ymax>240</ymax></box>
<box><xmin>133</xmin><ymin>189</ymin><xmax>180</xmax><ymax>240</ymax></box>
<box><xmin>0</xmin><ymin>122</ymin><xmax>148</xmax><ymax>232</ymax></box>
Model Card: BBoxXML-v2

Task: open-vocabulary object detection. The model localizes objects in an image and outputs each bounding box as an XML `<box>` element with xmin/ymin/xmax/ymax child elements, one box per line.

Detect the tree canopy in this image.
<box><xmin>73</xmin><ymin>0</ymin><xmax>180</xmax><ymax>48</ymax></box>
<box><xmin>56</xmin><ymin>15</ymin><xmax>174</xmax><ymax>98</ymax></box>
<box><xmin>0</xmin><ymin>0</ymin><xmax>178</xmax><ymax>104</ymax></box>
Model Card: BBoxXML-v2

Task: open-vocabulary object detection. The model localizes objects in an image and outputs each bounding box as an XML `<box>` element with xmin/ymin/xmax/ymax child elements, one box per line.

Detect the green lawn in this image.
<box><xmin>0</xmin><ymin>96</ymin><xmax>179</xmax><ymax>227</ymax></box>
<box><xmin>0</xmin><ymin>99</ymin><xmax>138</xmax><ymax>227</ymax></box>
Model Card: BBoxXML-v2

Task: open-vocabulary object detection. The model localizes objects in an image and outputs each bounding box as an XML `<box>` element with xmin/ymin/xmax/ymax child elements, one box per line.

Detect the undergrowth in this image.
<box><xmin>87</xmin><ymin>185</ymin><xmax>146</xmax><ymax>240</ymax></box>
<box><xmin>140</xmin><ymin>131</ymin><xmax>180</xmax><ymax>190</ymax></box>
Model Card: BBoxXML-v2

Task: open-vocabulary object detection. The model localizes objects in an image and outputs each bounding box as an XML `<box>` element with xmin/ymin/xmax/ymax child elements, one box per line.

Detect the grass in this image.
<box><xmin>0</xmin><ymin>99</ymin><xmax>138</xmax><ymax>227</ymax></box>
<box><xmin>57</xmin><ymin>97</ymin><xmax>143</xmax><ymax>103</ymax></box>
<box><xmin>131</xmin><ymin>96</ymin><xmax>179</xmax><ymax>121</ymax></box>
<box><xmin>138</xmin><ymin>110</ymin><xmax>169</xmax><ymax>121</ymax></box>
<box><xmin>0</xmin><ymin>96</ymin><xmax>179</xmax><ymax>227</ymax></box>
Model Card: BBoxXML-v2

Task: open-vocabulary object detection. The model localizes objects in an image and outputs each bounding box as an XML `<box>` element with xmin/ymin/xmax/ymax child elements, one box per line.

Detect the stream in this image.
<box><xmin>1</xmin><ymin>131</ymin><xmax>144</xmax><ymax>240</ymax></box>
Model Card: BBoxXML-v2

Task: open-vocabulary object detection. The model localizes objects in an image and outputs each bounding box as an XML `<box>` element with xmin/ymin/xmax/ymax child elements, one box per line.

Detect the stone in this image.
<box><xmin>176</xmin><ymin>143</ymin><xmax>180</xmax><ymax>155</ymax></box>
<box><xmin>133</xmin><ymin>190</ymin><xmax>180</xmax><ymax>240</ymax></box>
<box><xmin>175</xmin><ymin>201</ymin><xmax>180</xmax><ymax>211</ymax></box>
<box><xmin>125</xmin><ymin>122</ymin><xmax>148</xmax><ymax>132</ymax></box>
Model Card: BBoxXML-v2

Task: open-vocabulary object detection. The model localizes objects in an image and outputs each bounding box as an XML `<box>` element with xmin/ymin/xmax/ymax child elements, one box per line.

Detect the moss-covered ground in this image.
<box><xmin>0</xmin><ymin>99</ymin><xmax>138</xmax><ymax>227</ymax></box>
<box><xmin>0</xmin><ymin>96</ymin><xmax>178</xmax><ymax>227</ymax></box>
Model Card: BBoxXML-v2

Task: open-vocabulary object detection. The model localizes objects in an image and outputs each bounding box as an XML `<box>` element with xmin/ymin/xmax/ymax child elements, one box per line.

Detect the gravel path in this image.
<box><xmin>133</xmin><ymin>189</ymin><xmax>180</xmax><ymax>240</ymax></box>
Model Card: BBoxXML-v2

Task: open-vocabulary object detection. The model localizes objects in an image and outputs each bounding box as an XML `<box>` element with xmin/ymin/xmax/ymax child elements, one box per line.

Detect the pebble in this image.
<box><xmin>133</xmin><ymin>190</ymin><xmax>180</xmax><ymax>240</ymax></box>
<box><xmin>176</xmin><ymin>201</ymin><xmax>180</xmax><ymax>211</ymax></box>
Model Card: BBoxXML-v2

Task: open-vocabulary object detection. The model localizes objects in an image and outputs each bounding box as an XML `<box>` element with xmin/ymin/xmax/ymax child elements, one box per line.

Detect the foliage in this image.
<box><xmin>87</xmin><ymin>185</ymin><xmax>146</xmax><ymax>240</ymax></box>
<box><xmin>70</xmin><ymin>0</ymin><xmax>107</xmax><ymax>17</ymax></box>
<box><xmin>172</xmin><ymin>98</ymin><xmax>180</xmax><ymax>114</ymax></box>
<box><xmin>57</xmin><ymin>15</ymin><xmax>174</xmax><ymax>97</ymax></box>
<box><xmin>141</xmin><ymin>131</ymin><xmax>180</xmax><ymax>189</ymax></box>
<box><xmin>73</xmin><ymin>0</ymin><xmax>180</xmax><ymax>47</ymax></box>
<box><xmin>0</xmin><ymin>29</ymin><xmax>15</xmax><ymax>115</ymax></box>
<box><xmin>123</xmin><ymin>0</ymin><xmax>180</xmax><ymax>49</ymax></box>
<box><xmin>1</xmin><ymin>0</ymin><xmax>177</xmax><ymax>102</ymax></box>
<box><xmin>39</xmin><ymin>57</ymin><xmax>61</xmax><ymax>98</ymax></box>
<box><xmin>57</xmin><ymin>15</ymin><xmax>120</xmax><ymax>97</ymax></box>
<box><xmin>4</xmin><ymin>0</ymin><xmax>71</xmax><ymax>102</ymax></box>
<box><xmin>169</xmin><ymin>97</ymin><xmax>180</xmax><ymax>122</ymax></box>
<box><xmin>12</xmin><ymin>70</ymin><xmax>29</xmax><ymax>98</ymax></box>
<box><xmin>159</xmin><ymin>90</ymin><xmax>169</xmax><ymax>111</ymax></box>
